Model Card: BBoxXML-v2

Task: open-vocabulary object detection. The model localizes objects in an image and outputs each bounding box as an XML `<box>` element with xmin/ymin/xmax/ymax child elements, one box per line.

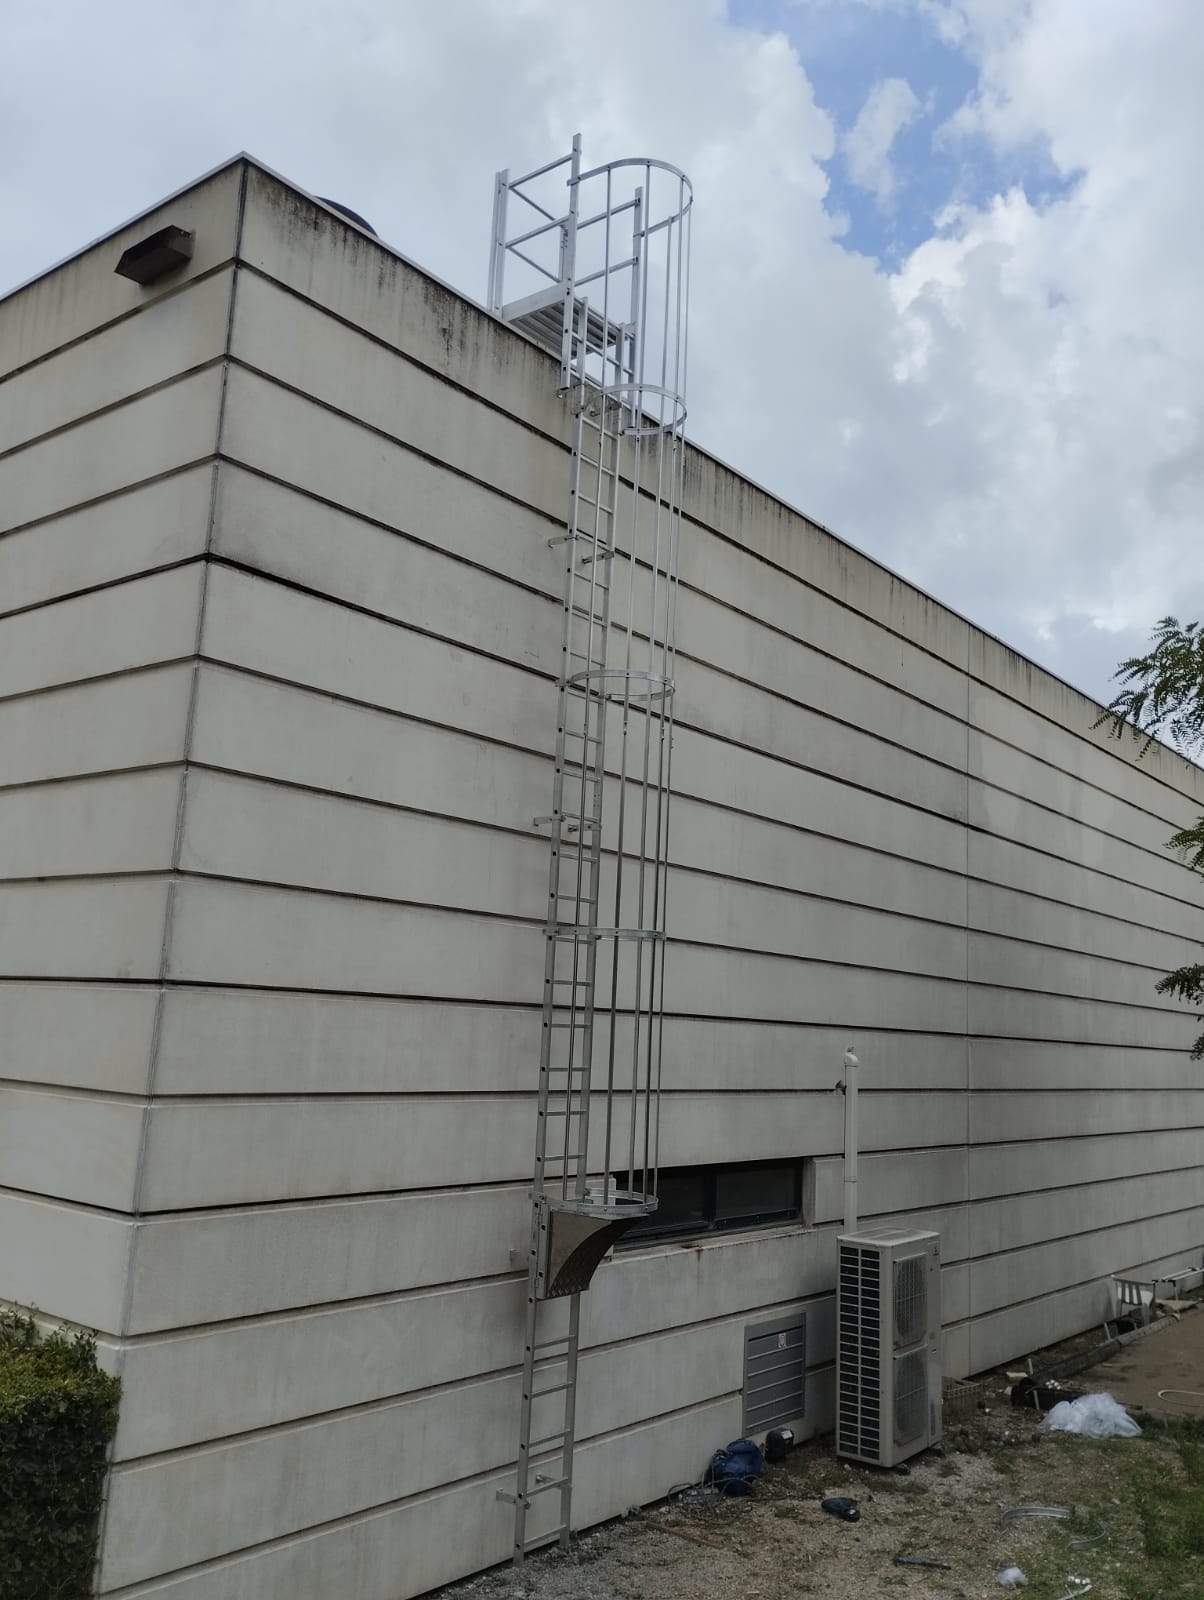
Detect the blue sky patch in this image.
<box><xmin>731</xmin><ymin>0</ymin><xmax>1081</xmax><ymax>263</ymax></box>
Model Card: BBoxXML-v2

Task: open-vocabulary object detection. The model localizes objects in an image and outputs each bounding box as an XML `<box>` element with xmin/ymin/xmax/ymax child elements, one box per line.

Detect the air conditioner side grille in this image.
<box><xmin>837</xmin><ymin>1243</ymin><xmax>881</xmax><ymax>1461</ymax></box>
<box><xmin>894</xmin><ymin>1349</ymin><xmax>928</xmax><ymax>1445</ymax></box>
<box><xmin>893</xmin><ymin>1253</ymin><xmax>928</xmax><ymax>1348</ymax></box>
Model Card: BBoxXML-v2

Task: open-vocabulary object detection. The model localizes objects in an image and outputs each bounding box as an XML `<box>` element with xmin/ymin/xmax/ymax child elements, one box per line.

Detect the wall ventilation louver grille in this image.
<box><xmin>743</xmin><ymin>1313</ymin><xmax>807</xmax><ymax>1434</ymax></box>
<box><xmin>837</xmin><ymin>1243</ymin><xmax>881</xmax><ymax>1461</ymax></box>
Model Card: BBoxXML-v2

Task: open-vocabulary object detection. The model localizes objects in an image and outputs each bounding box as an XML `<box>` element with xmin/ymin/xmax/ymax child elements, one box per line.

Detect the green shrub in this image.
<box><xmin>0</xmin><ymin>1310</ymin><xmax>121</xmax><ymax>1600</ymax></box>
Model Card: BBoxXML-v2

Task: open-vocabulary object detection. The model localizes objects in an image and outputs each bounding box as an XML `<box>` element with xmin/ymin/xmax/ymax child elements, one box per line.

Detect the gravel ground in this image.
<box><xmin>442</xmin><ymin>1423</ymin><xmax>1044</xmax><ymax>1600</ymax></box>
<box><xmin>438</xmin><ymin>1318</ymin><xmax>1204</xmax><ymax>1600</ymax></box>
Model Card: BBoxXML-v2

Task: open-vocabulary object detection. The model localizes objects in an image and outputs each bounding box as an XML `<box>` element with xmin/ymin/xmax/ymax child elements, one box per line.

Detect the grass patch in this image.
<box><xmin>1018</xmin><ymin>1435</ymin><xmax>1204</xmax><ymax>1600</ymax></box>
<box><xmin>1178</xmin><ymin>1439</ymin><xmax>1204</xmax><ymax>1486</ymax></box>
<box><xmin>1132</xmin><ymin>1438</ymin><xmax>1204</xmax><ymax>1565</ymax></box>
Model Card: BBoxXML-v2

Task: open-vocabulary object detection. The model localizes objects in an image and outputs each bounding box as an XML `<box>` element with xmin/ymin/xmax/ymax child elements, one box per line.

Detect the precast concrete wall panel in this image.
<box><xmin>2</xmin><ymin>159</ymin><xmax>1201</xmax><ymax>1599</ymax></box>
<box><xmin>0</xmin><ymin>467</ymin><xmax>215</xmax><ymax>617</ymax></box>
<box><xmin>0</xmin><ymin>665</ymin><xmax>194</xmax><ymax>787</ymax></box>
<box><xmin>0</xmin><ymin>177</ymin><xmax>224</xmax><ymax>1416</ymax></box>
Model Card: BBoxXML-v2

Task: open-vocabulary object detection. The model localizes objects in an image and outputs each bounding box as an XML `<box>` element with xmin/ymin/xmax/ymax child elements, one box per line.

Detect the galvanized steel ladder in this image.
<box><xmin>488</xmin><ymin>138</ymin><xmax>692</xmax><ymax>1561</ymax></box>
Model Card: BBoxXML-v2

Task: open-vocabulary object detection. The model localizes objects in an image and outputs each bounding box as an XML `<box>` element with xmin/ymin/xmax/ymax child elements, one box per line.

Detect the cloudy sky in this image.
<box><xmin>4</xmin><ymin>0</ymin><xmax>1201</xmax><ymax>706</ymax></box>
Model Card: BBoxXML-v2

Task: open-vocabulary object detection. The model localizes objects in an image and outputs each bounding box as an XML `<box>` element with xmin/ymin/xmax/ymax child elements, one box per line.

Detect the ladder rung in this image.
<box><xmin>529</xmin><ymin>1428</ymin><xmax>571</xmax><ymax>1449</ymax></box>
<box><xmin>528</xmin><ymin>1476</ymin><xmax>571</xmax><ymax>1496</ymax></box>
<box><xmin>530</xmin><ymin>1381</ymin><xmax>571</xmax><ymax>1398</ymax></box>
<box><xmin>533</xmin><ymin>1334</ymin><xmax>572</xmax><ymax>1351</ymax></box>
<box><xmin>520</xmin><ymin>1528</ymin><xmax>568</xmax><ymax>1553</ymax></box>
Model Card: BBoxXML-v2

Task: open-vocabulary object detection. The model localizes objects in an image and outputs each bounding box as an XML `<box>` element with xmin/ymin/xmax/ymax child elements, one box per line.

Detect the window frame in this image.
<box><xmin>613</xmin><ymin>1157</ymin><xmax>806</xmax><ymax>1247</ymax></box>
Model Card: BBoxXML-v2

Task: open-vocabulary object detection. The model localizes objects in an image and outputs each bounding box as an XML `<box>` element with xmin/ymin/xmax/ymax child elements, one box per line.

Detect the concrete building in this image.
<box><xmin>1</xmin><ymin>155</ymin><xmax>1202</xmax><ymax>1598</ymax></box>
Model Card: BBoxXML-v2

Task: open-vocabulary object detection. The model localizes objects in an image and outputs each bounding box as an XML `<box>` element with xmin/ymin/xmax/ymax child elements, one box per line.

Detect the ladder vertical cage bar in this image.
<box><xmin>627</xmin><ymin>188</ymin><xmax>643</xmax><ymax>428</ymax></box>
<box><xmin>629</xmin><ymin>169</ymin><xmax>657</xmax><ymax>1192</ymax></box>
<box><xmin>600</xmin><ymin>167</ymin><xmax>613</xmax><ymax>399</ymax></box>
<box><xmin>601</xmin><ymin>452</ymin><xmax>641</xmax><ymax>1195</ymax></box>
<box><xmin>560</xmin><ymin>401</ymin><xmax>592</xmax><ymax>1200</ymax></box>
<box><xmin>565</xmin><ymin>380</ymin><xmax>619</xmax><ymax>1200</ymax></box>
<box><xmin>489</xmin><ymin>170</ymin><xmax>509</xmax><ymax>313</ymax></box>
<box><xmin>630</xmin><ymin>557</ymin><xmax>661</xmax><ymax>1180</ymax></box>
<box><xmin>652</xmin><ymin>183</ymin><xmax>689</xmax><ymax>1200</ymax></box>
<box><xmin>652</xmin><ymin>427</ymin><xmax>687</xmax><ymax>1197</ymax></box>
<box><xmin>633</xmin><ymin>407</ymin><xmax>674</xmax><ymax>1178</ymax></box>
<box><xmin>538</xmin><ymin>376</ymin><xmax>595</xmax><ymax>1208</ymax></box>
<box><xmin>622</xmin><ymin>469</ymin><xmax>652</xmax><ymax>1189</ymax></box>
<box><xmin>643</xmin><ymin>259</ymin><xmax>677</xmax><ymax>1173</ymax></box>
<box><xmin>585</xmin><ymin>418</ymin><xmax>619</xmax><ymax>1200</ymax></box>
<box><xmin>639</xmin><ymin>184</ymin><xmax>684</xmax><ymax>1181</ymax></box>
<box><xmin>612</xmin><ymin>187</ymin><xmax>652</xmax><ymax>1190</ymax></box>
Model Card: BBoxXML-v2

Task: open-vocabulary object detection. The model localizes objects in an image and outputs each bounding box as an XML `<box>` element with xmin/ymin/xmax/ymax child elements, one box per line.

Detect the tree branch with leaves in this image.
<box><xmin>1096</xmin><ymin>616</ymin><xmax>1204</xmax><ymax>1058</ymax></box>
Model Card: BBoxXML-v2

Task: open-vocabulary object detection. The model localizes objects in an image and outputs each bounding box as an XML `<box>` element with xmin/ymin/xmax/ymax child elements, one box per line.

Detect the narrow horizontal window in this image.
<box><xmin>614</xmin><ymin>1158</ymin><xmax>806</xmax><ymax>1246</ymax></box>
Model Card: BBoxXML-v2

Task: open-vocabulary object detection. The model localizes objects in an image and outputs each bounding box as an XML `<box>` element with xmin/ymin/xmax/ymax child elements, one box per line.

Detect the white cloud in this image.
<box><xmin>1</xmin><ymin>0</ymin><xmax>1202</xmax><ymax>705</ymax></box>
<box><xmin>881</xmin><ymin>0</ymin><xmax>1204</xmax><ymax>665</ymax></box>
<box><xmin>843</xmin><ymin>77</ymin><xmax>924</xmax><ymax>205</ymax></box>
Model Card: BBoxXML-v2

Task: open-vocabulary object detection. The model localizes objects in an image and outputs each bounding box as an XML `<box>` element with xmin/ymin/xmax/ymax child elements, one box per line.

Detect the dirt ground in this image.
<box><xmin>444</xmin><ymin>1310</ymin><xmax>1204</xmax><ymax>1600</ymax></box>
<box><xmin>1088</xmin><ymin>1311</ymin><xmax>1204</xmax><ymax>1416</ymax></box>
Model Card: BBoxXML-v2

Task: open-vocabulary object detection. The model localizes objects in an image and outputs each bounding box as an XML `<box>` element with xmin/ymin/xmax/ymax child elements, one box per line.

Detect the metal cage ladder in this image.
<box><xmin>488</xmin><ymin>136</ymin><xmax>692</xmax><ymax>1561</ymax></box>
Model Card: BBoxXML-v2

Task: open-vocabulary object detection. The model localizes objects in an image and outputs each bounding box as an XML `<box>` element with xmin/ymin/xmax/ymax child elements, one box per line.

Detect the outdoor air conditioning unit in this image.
<box><xmin>836</xmin><ymin>1226</ymin><xmax>942</xmax><ymax>1467</ymax></box>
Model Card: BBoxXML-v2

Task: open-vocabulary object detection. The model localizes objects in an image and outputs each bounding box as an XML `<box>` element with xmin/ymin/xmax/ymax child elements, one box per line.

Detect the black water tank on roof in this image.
<box><xmin>317</xmin><ymin>198</ymin><xmax>377</xmax><ymax>235</ymax></box>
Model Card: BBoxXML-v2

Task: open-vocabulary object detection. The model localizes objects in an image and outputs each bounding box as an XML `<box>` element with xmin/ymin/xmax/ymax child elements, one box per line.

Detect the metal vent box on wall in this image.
<box><xmin>836</xmin><ymin>1227</ymin><xmax>942</xmax><ymax>1468</ymax></box>
<box><xmin>743</xmin><ymin>1312</ymin><xmax>806</xmax><ymax>1434</ymax></box>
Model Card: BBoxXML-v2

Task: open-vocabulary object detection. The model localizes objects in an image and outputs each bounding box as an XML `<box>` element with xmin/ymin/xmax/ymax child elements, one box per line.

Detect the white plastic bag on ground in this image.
<box><xmin>996</xmin><ymin>1567</ymin><xmax>1027</xmax><ymax>1588</ymax></box>
<box><xmin>1040</xmin><ymin>1392</ymin><xmax>1141</xmax><ymax>1438</ymax></box>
